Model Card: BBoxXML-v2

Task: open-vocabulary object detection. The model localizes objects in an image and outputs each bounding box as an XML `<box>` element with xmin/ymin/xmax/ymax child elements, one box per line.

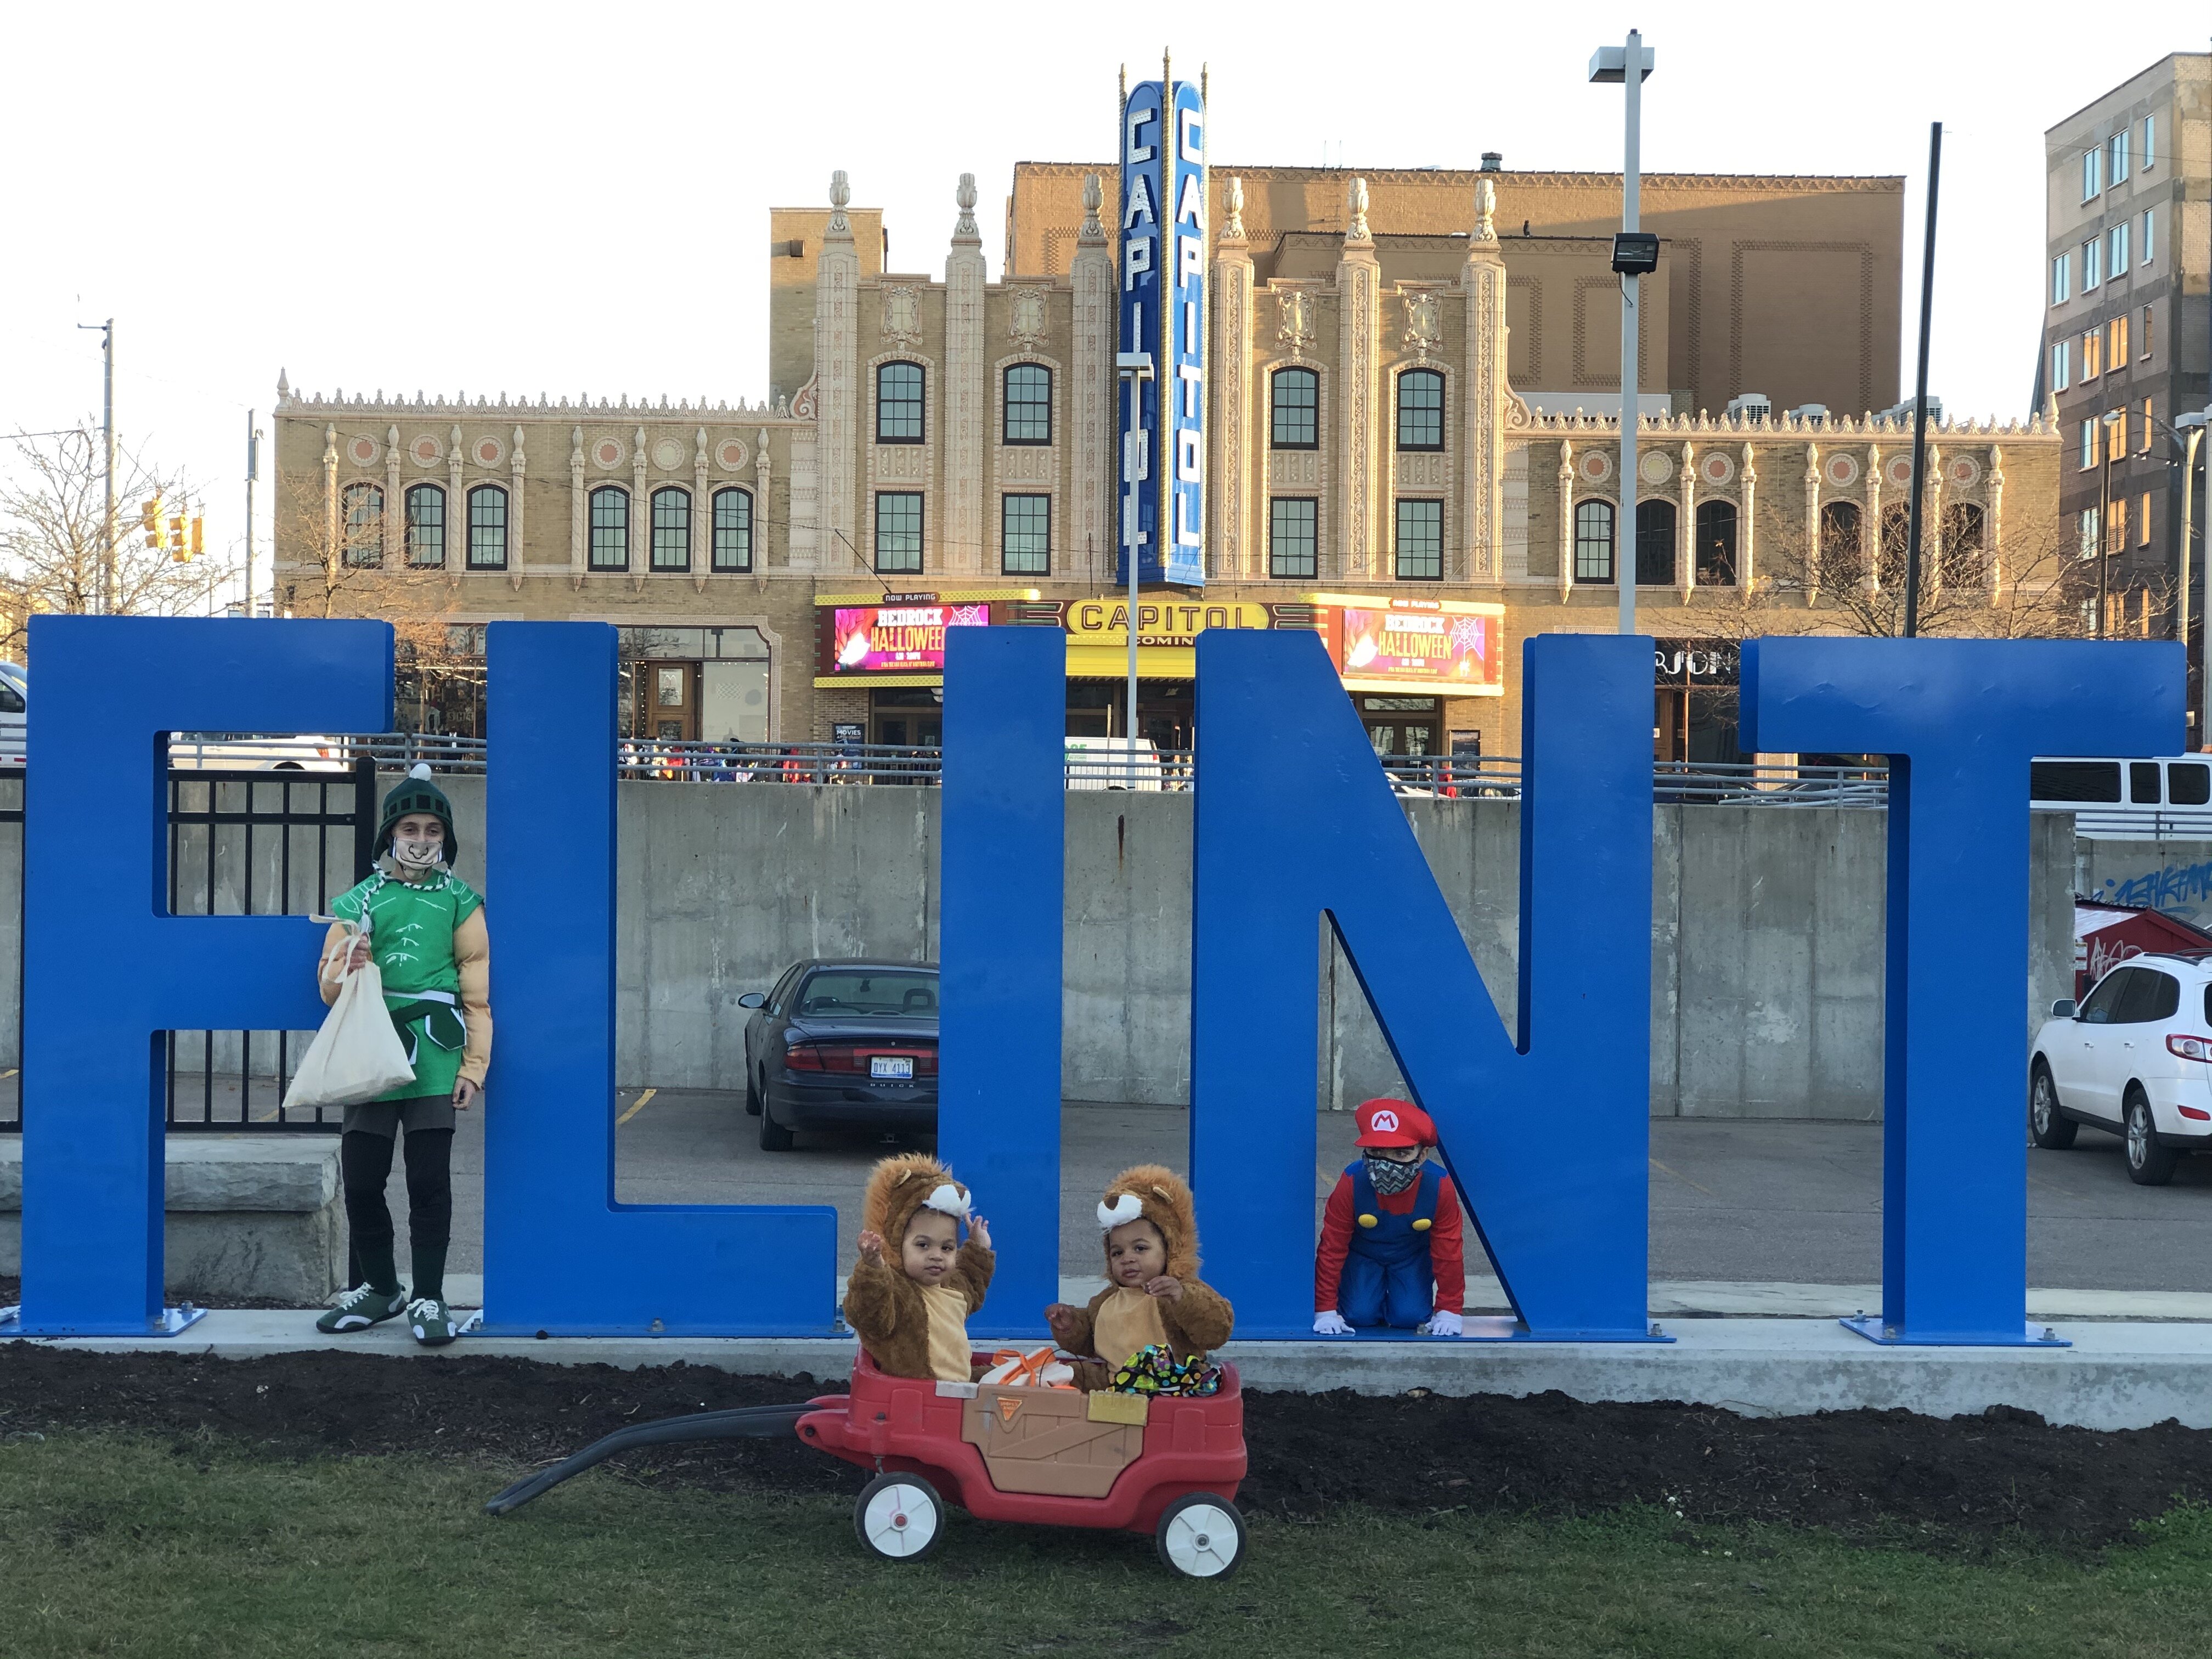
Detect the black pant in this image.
<box><xmin>341</xmin><ymin>1127</ymin><xmax>453</xmax><ymax>1286</ymax></box>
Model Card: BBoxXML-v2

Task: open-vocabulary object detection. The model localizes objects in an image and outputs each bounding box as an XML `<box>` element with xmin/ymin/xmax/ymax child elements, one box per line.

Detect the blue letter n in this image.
<box><xmin>1191</xmin><ymin>630</ymin><xmax>1655</xmax><ymax>1340</ymax></box>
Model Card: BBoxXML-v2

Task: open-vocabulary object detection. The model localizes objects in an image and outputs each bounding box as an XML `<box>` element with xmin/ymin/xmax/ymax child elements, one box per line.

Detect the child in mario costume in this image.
<box><xmin>1313</xmin><ymin>1098</ymin><xmax>1466</xmax><ymax>1337</ymax></box>
<box><xmin>1046</xmin><ymin>1165</ymin><xmax>1234</xmax><ymax>1391</ymax></box>
<box><xmin>843</xmin><ymin>1153</ymin><xmax>995</xmax><ymax>1383</ymax></box>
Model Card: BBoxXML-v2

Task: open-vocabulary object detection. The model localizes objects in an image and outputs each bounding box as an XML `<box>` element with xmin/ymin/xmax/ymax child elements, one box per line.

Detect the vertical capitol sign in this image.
<box><xmin>1118</xmin><ymin>78</ymin><xmax>1206</xmax><ymax>588</ymax></box>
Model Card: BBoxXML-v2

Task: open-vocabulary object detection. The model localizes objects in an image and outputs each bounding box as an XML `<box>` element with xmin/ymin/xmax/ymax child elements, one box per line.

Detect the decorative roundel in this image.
<box><xmin>1824</xmin><ymin>453</ymin><xmax>1860</xmax><ymax>488</ymax></box>
<box><xmin>472</xmin><ymin>435</ymin><xmax>504</xmax><ymax>468</ymax></box>
<box><xmin>1946</xmin><ymin>455</ymin><xmax>1982</xmax><ymax>488</ymax></box>
<box><xmin>1699</xmin><ymin>450</ymin><xmax>1736</xmax><ymax>487</ymax></box>
<box><xmin>1639</xmin><ymin>450</ymin><xmax>1673</xmax><ymax>486</ymax></box>
<box><xmin>410</xmin><ymin>435</ymin><xmax>442</xmax><ymax>467</ymax></box>
<box><xmin>651</xmin><ymin>437</ymin><xmax>686</xmax><ymax>471</ymax></box>
<box><xmin>1884</xmin><ymin>454</ymin><xmax>1916</xmax><ymax>488</ymax></box>
<box><xmin>1576</xmin><ymin>450</ymin><xmax>1613</xmax><ymax>485</ymax></box>
<box><xmin>716</xmin><ymin>437</ymin><xmax>751</xmax><ymax>471</ymax></box>
<box><xmin>347</xmin><ymin>435</ymin><xmax>379</xmax><ymax>466</ymax></box>
<box><xmin>592</xmin><ymin>436</ymin><xmax>625</xmax><ymax>469</ymax></box>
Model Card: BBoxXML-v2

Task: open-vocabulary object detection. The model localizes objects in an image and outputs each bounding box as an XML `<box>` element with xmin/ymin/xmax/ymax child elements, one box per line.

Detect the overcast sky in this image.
<box><xmin>1</xmin><ymin>4</ymin><xmax>2196</xmax><ymax>607</ymax></box>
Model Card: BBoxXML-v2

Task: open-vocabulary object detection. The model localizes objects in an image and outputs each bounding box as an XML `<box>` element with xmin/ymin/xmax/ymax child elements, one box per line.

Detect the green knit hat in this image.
<box><xmin>377</xmin><ymin>763</ymin><xmax>458</xmax><ymax>865</ymax></box>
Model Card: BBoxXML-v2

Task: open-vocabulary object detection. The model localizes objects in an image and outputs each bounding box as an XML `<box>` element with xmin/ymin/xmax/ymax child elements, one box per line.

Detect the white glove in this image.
<box><xmin>1421</xmin><ymin>1310</ymin><xmax>1464</xmax><ymax>1338</ymax></box>
<box><xmin>1312</xmin><ymin>1309</ymin><xmax>1353</xmax><ymax>1336</ymax></box>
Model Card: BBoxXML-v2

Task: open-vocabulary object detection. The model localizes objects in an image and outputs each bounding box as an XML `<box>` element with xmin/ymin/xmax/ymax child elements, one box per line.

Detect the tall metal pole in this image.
<box><xmin>245</xmin><ymin>413</ymin><xmax>262</xmax><ymax>618</ymax></box>
<box><xmin>2183</xmin><ymin>425</ymin><xmax>2204</xmax><ymax>744</ymax></box>
<box><xmin>1901</xmin><ymin>124</ymin><xmax>1940</xmax><ymax>639</ymax></box>
<box><xmin>2097</xmin><ymin>433</ymin><xmax>2113</xmax><ymax>640</ymax></box>
<box><xmin>1618</xmin><ymin>28</ymin><xmax>1641</xmax><ymax>636</ymax></box>
<box><xmin>76</xmin><ymin>319</ymin><xmax>115</xmax><ymax>614</ymax></box>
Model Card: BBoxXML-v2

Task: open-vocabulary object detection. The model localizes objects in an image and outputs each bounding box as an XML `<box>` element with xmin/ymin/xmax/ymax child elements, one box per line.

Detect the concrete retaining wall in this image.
<box><xmin>0</xmin><ymin>1136</ymin><xmax>343</xmax><ymax>1304</ymax></box>
<box><xmin>0</xmin><ymin>776</ymin><xmax>2079</xmax><ymax>1120</ymax></box>
<box><xmin>2076</xmin><ymin>838</ymin><xmax>2212</xmax><ymax>931</ymax></box>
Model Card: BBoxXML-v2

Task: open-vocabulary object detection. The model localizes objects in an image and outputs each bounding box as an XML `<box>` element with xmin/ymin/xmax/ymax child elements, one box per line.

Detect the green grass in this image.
<box><xmin>2</xmin><ymin>1433</ymin><xmax>2210</xmax><ymax>1658</ymax></box>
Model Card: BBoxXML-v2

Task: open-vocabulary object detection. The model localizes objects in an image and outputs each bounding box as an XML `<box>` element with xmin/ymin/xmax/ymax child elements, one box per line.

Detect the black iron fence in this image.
<box><xmin>0</xmin><ymin>760</ymin><xmax>376</xmax><ymax>1133</ymax></box>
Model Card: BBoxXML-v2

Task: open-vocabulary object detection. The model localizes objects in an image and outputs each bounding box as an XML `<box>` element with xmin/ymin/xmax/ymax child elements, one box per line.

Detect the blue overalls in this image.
<box><xmin>1339</xmin><ymin>1160</ymin><xmax>1442</xmax><ymax>1330</ymax></box>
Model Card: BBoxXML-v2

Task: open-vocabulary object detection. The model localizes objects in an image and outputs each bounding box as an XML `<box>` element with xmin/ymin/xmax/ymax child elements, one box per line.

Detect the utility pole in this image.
<box><xmin>245</xmin><ymin>412</ymin><xmax>263</xmax><ymax>618</ymax></box>
<box><xmin>1901</xmin><ymin>123</ymin><xmax>1940</xmax><ymax>639</ymax></box>
<box><xmin>1590</xmin><ymin>31</ymin><xmax>1656</xmax><ymax>634</ymax></box>
<box><xmin>76</xmin><ymin>319</ymin><xmax>114</xmax><ymax>614</ymax></box>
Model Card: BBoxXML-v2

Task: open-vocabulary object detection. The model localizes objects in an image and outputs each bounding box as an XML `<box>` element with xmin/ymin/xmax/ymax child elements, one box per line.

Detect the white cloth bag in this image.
<box><xmin>283</xmin><ymin>923</ymin><xmax>417</xmax><ymax>1111</ymax></box>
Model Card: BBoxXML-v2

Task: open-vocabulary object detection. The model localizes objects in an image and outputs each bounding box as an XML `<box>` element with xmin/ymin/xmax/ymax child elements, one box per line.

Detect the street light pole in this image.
<box><xmin>2168</xmin><ymin>408</ymin><xmax>2207</xmax><ymax>745</ymax></box>
<box><xmin>245</xmin><ymin>411</ymin><xmax>262</xmax><ymax>619</ymax></box>
<box><xmin>1116</xmin><ymin>351</ymin><xmax>1155</xmax><ymax>787</ymax></box>
<box><xmin>76</xmin><ymin>318</ymin><xmax>114</xmax><ymax>615</ymax></box>
<box><xmin>1590</xmin><ymin>31</ymin><xmax>1655</xmax><ymax>636</ymax></box>
<box><xmin>1901</xmin><ymin>122</ymin><xmax>1942</xmax><ymax>639</ymax></box>
<box><xmin>2097</xmin><ymin>409</ymin><xmax>2121</xmax><ymax>639</ymax></box>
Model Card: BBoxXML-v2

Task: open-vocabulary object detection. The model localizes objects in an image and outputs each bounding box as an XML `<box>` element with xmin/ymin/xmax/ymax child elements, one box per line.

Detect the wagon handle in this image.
<box><xmin>483</xmin><ymin>1402</ymin><xmax>820</xmax><ymax>1516</ymax></box>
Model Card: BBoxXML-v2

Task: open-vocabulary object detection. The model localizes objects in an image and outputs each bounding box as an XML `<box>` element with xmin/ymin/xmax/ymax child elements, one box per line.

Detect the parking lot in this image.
<box><xmin>368</xmin><ymin>1091</ymin><xmax>2212</xmax><ymax>1302</ymax></box>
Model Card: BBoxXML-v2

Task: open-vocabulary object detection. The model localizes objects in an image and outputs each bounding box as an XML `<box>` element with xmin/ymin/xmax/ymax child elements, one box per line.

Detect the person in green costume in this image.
<box><xmin>312</xmin><ymin>764</ymin><xmax>491</xmax><ymax>1347</ymax></box>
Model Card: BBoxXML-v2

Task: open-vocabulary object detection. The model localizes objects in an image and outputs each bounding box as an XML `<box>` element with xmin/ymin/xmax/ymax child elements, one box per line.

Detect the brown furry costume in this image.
<box><xmin>842</xmin><ymin>1153</ymin><xmax>994</xmax><ymax>1381</ymax></box>
<box><xmin>1055</xmin><ymin>1164</ymin><xmax>1233</xmax><ymax>1385</ymax></box>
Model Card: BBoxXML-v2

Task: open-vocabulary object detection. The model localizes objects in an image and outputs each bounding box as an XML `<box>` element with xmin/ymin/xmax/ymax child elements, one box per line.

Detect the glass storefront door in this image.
<box><xmin>1359</xmin><ymin>695</ymin><xmax>1440</xmax><ymax>757</ymax></box>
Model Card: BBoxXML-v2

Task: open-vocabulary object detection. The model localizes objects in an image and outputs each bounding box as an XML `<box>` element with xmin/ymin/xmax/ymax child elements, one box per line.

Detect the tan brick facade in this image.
<box><xmin>274</xmin><ymin>151</ymin><xmax>2062</xmax><ymax>755</ymax></box>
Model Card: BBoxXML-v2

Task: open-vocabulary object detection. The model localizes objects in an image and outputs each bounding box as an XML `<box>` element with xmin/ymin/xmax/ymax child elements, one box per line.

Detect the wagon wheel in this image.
<box><xmin>1154</xmin><ymin>1492</ymin><xmax>1246</xmax><ymax>1579</ymax></box>
<box><xmin>855</xmin><ymin>1472</ymin><xmax>946</xmax><ymax>1562</ymax></box>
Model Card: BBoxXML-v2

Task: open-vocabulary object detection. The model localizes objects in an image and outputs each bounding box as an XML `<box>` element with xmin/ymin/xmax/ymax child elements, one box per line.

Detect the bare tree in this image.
<box><xmin>1758</xmin><ymin>506</ymin><xmax>2101</xmax><ymax>641</ymax></box>
<box><xmin>0</xmin><ymin>427</ymin><xmax>234</xmax><ymax>653</ymax></box>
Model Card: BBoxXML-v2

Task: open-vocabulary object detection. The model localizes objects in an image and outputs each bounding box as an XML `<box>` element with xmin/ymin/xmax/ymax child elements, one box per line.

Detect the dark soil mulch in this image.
<box><xmin>0</xmin><ymin>1345</ymin><xmax>2203</xmax><ymax>1549</ymax></box>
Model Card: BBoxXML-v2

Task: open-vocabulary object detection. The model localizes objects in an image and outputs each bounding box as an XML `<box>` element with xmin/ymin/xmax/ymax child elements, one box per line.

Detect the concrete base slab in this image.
<box><xmin>13</xmin><ymin>1312</ymin><xmax>2212</xmax><ymax>1431</ymax></box>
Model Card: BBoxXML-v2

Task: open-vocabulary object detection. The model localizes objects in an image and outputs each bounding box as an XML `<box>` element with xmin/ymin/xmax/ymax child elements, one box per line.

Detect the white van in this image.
<box><xmin>0</xmin><ymin>663</ymin><xmax>25</xmax><ymax>766</ymax></box>
<box><xmin>2031</xmin><ymin>757</ymin><xmax>2212</xmax><ymax>839</ymax></box>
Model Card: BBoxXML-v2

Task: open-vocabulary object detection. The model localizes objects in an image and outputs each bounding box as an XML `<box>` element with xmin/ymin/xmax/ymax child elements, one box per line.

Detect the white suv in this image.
<box><xmin>2030</xmin><ymin>952</ymin><xmax>2212</xmax><ymax>1184</ymax></box>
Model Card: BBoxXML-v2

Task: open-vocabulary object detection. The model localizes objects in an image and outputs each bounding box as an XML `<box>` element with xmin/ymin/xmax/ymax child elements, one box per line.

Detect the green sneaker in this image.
<box><xmin>407</xmin><ymin>1296</ymin><xmax>459</xmax><ymax>1347</ymax></box>
<box><xmin>317</xmin><ymin>1283</ymin><xmax>408</xmax><ymax>1333</ymax></box>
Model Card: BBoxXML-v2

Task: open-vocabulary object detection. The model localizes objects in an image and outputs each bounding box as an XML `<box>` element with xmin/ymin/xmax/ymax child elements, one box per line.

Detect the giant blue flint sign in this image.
<box><xmin>7</xmin><ymin>617</ymin><xmax>2182</xmax><ymax>1346</ymax></box>
<box><xmin>1117</xmin><ymin>77</ymin><xmax>1206</xmax><ymax>588</ymax></box>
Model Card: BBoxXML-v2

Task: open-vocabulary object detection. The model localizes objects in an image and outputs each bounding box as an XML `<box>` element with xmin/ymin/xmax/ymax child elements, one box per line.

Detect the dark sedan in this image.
<box><xmin>738</xmin><ymin>960</ymin><xmax>940</xmax><ymax>1150</ymax></box>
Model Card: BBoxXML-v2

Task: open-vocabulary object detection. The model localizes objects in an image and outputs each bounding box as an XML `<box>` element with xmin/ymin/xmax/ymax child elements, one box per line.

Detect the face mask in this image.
<box><xmin>1365</xmin><ymin>1154</ymin><xmax>1423</xmax><ymax>1195</ymax></box>
<box><xmin>391</xmin><ymin>834</ymin><xmax>445</xmax><ymax>870</ymax></box>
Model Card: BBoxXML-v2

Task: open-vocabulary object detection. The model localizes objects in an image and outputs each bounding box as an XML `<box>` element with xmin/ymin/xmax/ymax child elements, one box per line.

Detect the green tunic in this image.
<box><xmin>330</xmin><ymin>870</ymin><xmax>483</xmax><ymax>1103</ymax></box>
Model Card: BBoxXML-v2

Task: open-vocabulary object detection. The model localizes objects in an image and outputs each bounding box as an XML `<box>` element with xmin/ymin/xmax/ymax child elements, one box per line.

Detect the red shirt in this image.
<box><xmin>1313</xmin><ymin>1164</ymin><xmax>1466</xmax><ymax>1314</ymax></box>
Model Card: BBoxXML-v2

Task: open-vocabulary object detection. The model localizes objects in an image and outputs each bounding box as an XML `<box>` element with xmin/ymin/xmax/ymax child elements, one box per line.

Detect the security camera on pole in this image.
<box><xmin>1590</xmin><ymin>32</ymin><xmax>1657</xmax><ymax>636</ymax></box>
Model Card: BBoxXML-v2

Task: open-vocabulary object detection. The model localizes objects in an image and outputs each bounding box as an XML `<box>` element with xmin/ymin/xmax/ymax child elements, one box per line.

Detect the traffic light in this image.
<box><xmin>167</xmin><ymin>515</ymin><xmax>187</xmax><ymax>561</ymax></box>
<box><xmin>140</xmin><ymin>498</ymin><xmax>161</xmax><ymax>549</ymax></box>
<box><xmin>190</xmin><ymin>517</ymin><xmax>203</xmax><ymax>560</ymax></box>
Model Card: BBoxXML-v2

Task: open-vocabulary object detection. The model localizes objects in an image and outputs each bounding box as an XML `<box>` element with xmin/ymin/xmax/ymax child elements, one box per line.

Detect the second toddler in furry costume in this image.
<box><xmin>844</xmin><ymin>1154</ymin><xmax>995</xmax><ymax>1383</ymax></box>
<box><xmin>1045</xmin><ymin>1165</ymin><xmax>1233</xmax><ymax>1391</ymax></box>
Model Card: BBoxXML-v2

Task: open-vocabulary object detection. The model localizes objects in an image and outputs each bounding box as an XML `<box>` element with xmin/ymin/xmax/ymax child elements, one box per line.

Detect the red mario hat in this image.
<box><xmin>1355</xmin><ymin>1098</ymin><xmax>1435</xmax><ymax>1149</ymax></box>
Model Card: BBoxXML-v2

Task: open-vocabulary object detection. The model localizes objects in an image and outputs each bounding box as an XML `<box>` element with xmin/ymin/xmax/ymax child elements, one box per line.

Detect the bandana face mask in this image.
<box><xmin>1365</xmin><ymin>1154</ymin><xmax>1423</xmax><ymax>1196</ymax></box>
<box><xmin>391</xmin><ymin>833</ymin><xmax>445</xmax><ymax>871</ymax></box>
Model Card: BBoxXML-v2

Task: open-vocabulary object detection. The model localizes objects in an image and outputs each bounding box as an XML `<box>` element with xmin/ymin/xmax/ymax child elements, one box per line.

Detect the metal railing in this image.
<box><xmin>156</xmin><ymin>734</ymin><xmax>1914</xmax><ymax>803</ymax></box>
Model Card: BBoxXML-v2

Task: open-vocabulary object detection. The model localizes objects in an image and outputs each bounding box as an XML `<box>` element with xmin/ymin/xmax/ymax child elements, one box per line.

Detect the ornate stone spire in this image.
<box><xmin>1475</xmin><ymin>177</ymin><xmax>1497</xmax><ymax>243</ymax></box>
<box><xmin>1080</xmin><ymin>172</ymin><xmax>1104</xmax><ymax>240</ymax></box>
<box><xmin>953</xmin><ymin>172</ymin><xmax>979</xmax><ymax>240</ymax></box>
<box><xmin>828</xmin><ymin>170</ymin><xmax>850</xmax><ymax>235</ymax></box>
<box><xmin>1223</xmin><ymin>175</ymin><xmax>1246</xmax><ymax>241</ymax></box>
<box><xmin>1346</xmin><ymin>176</ymin><xmax>1371</xmax><ymax>242</ymax></box>
<box><xmin>275</xmin><ymin>367</ymin><xmax>290</xmax><ymax>400</ymax></box>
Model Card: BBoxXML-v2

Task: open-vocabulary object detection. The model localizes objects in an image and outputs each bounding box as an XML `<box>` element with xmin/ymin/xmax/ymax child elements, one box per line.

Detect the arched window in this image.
<box><xmin>1574</xmin><ymin>500</ymin><xmax>1615</xmax><ymax>583</ymax></box>
<box><xmin>341</xmin><ymin>482</ymin><xmax>384</xmax><ymax>568</ymax></box>
<box><xmin>1941</xmin><ymin>501</ymin><xmax>1988</xmax><ymax>589</ymax></box>
<box><xmin>1694</xmin><ymin>500</ymin><xmax>1737</xmax><ymax>587</ymax></box>
<box><xmin>589</xmin><ymin>487</ymin><xmax>629</xmax><ymax>571</ymax></box>
<box><xmin>1819</xmin><ymin>499</ymin><xmax>1863</xmax><ymax>588</ymax></box>
<box><xmin>1635</xmin><ymin>499</ymin><xmax>1677</xmax><ymax>586</ymax></box>
<box><xmin>712</xmin><ymin>488</ymin><xmax>753</xmax><ymax>573</ymax></box>
<box><xmin>1271</xmin><ymin>366</ymin><xmax>1318</xmax><ymax>449</ymax></box>
<box><xmin>877</xmin><ymin>362</ymin><xmax>925</xmax><ymax>443</ymax></box>
<box><xmin>651</xmin><ymin>487</ymin><xmax>691</xmax><ymax>573</ymax></box>
<box><xmin>1396</xmin><ymin>369</ymin><xmax>1443</xmax><ymax>451</ymax></box>
<box><xmin>404</xmin><ymin>483</ymin><xmax>445</xmax><ymax>568</ymax></box>
<box><xmin>1003</xmin><ymin>364</ymin><xmax>1052</xmax><ymax>445</ymax></box>
<box><xmin>465</xmin><ymin>485</ymin><xmax>506</xmax><ymax>570</ymax></box>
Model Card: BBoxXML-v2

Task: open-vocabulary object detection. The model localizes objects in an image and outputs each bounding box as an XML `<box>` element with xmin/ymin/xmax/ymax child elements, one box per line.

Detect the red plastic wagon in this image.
<box><xmin>486</xmin><ymin>1348</ymin><xmax>1250</xmax><ymax>1578</ymax></box>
